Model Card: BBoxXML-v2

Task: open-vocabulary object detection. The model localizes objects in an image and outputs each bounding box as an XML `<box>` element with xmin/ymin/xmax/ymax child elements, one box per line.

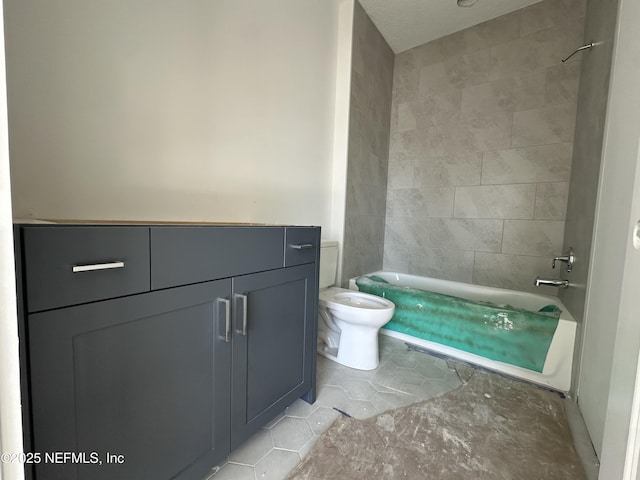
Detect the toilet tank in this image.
<box><xmin>319</xmin><ymin>240</ymin><xmax>338</xmax><ymax>288</ymax></box>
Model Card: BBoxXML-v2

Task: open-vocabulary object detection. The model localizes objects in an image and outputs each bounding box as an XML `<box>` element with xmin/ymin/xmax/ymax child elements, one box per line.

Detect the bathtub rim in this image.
<box><xmin>349</xmin><ymin>270</ymin><xmax>576</xmax><ymax>392</ymax></box>
<box><xmin>349</xmin><ymin>270</ymin><xmax>576</xmax><ymax>324</ymax></box>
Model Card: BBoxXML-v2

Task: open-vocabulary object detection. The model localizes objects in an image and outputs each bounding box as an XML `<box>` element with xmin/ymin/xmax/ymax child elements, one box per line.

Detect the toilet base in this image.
<box><xmin>317</xmin><ymin>322</ymin><xmax>380</xmax><ymax>371</ymax></box>
<box><xmin>317</xmin><ymin>348</ymin><xmax>379</xmax><ymax>371</ymax></box>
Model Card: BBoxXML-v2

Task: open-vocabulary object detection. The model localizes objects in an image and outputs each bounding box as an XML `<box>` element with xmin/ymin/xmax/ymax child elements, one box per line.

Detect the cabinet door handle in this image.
<box><xmin>217</xmin><ymin>298</ymin><xmax>231</xmax><ymax>343</ymax></box>
<box><xmin>289</xmin><ymin>243</ymin><xmax>314</xmax><ymax>250</ymax></box>
<box><xmin>234</xmin><ymin>293</ymin><xmax>248</xmax><ymax>336</ymax></box>
<box><xmin>72</xmin><ymin>261</ymin><xmax>125</xmax><ymax>273</ymax></box>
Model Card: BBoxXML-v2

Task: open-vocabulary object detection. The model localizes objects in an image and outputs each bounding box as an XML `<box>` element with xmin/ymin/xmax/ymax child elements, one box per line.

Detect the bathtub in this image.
<box><xmin>349</xmin><ymin>271</ymin><xmax>576</xmax><ymax>392</ymax></box>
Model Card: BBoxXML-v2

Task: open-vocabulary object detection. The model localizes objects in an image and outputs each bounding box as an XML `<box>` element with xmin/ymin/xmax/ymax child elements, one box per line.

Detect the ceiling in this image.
<box><xmin>358</xmin><ymin>0</ymin><xmax>543</xmax><ymax>53</ymax></box>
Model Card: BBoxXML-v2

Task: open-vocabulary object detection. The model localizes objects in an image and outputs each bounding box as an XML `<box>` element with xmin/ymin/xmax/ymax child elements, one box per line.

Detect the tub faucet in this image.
<box><xmin>534</xmin><ymin>277</ymin><xmax>569</xmax><ymax>288</ymax></box>
<box><xmin>552</xmin><ymin>247</ymin><xmax>575</xmax><ymax>272</ymax></box>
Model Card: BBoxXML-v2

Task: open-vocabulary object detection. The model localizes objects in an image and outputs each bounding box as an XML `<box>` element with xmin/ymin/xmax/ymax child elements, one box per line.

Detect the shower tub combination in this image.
<box><xmin>350</xmin><ymin>271</ymin><xmax>576</xmax><ymax>392</ymax></box>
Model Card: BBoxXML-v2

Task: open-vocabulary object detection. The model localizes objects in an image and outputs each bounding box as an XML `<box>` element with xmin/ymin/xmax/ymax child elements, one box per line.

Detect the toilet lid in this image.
<box><xmin>329</xmin><ymin>291</ymin><xmax>393</xmax><ymax>310</ymax></box>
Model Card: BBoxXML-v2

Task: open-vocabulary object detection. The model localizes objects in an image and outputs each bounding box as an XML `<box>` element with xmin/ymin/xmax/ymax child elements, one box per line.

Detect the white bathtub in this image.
<box><xmin>350</xmin><ymin>271</ymin><xmax>576</xmax><ymax>392</ymax></box>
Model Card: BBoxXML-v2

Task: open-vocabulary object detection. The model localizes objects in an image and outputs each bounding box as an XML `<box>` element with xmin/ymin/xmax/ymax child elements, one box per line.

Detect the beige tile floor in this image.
<box><xmin>205</xmin><ymin>335</ymin><xmax>598</xmax><ymax>480</ymax></box>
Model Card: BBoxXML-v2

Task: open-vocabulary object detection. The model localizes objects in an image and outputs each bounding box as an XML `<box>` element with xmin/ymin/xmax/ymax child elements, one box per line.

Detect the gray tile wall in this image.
<box><xmin>384</xmin><ymin>0</ymin><xmax>586</xmax><ymax>294</ymax></box>
<box><xmin>341</xmin><ymin>1</ymin><xmax>394</xmax><ymax>286</ymax></box>
<box><xmin>559</xmin><ymin>0</ymin><xmax>619</xmax><ymax>396</ymax></box>
<box><xmin>560</xmin><ymin>0</ymin><xmax>618</xmax><ymax>325</ymax></box>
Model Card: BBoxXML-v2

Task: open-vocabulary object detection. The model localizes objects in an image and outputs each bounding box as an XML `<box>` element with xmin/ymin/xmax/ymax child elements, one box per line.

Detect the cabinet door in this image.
<box><xmin>28</xmin><ymin>280</ymin><xmax>232</xmax><ymax>480</ymax></box>
<box><xmin>230</xmin><ymin>264</ymin><xmax>317</xmax><ymax>448</ymax></box>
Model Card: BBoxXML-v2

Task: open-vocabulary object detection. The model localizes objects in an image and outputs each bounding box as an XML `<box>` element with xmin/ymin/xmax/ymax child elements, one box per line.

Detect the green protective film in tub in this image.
<box><xmin>356</xmin><ymin>276</ymin><xmax>561</xmax><ymax>373</ymax></box>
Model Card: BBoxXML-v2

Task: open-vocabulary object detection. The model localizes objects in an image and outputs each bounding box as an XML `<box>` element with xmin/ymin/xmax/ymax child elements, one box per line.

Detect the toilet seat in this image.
<box><xmin>320</xmin><ymin>287</ymin><xmax>394</xmax><ymax>325</ymax></box>
<box><xmin>319</xmin><ymin>287</ymin><xmax>392</xmax><ymax>306</ymax></box>
<box><xmin>329</xmin><ymin>291</ymin><xmax>393</xmax><ymax>309</ymax></box>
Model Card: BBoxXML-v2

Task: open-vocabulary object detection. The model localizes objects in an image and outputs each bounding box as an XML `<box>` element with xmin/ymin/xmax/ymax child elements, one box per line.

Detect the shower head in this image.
<box><xmin>561</xmin><ymin>42</ymin><xmax>596</xmax><ymax>62</ymax></box>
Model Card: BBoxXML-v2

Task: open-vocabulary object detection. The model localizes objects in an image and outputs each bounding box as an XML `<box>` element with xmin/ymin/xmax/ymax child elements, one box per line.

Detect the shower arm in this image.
<box><xmin>562</xmin><ymin>42</ymin><xmax>596</xmax><ymax>63</ymax></box>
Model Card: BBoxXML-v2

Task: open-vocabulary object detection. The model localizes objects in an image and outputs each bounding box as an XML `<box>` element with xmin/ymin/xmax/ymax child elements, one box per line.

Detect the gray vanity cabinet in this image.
<box><xmin>28</xmin><ymin>280</ymin><xmax>232</xmax><ymax>480</ymax></box>
<box><xmin>230</xmin><ymin>263</ymin><xmax>316</xmax><ymax>448</ymax></box>
<box><xmin>14</xmin><ymin>224</ymin><xmax>320</xmax><ymax>480</ymax></box>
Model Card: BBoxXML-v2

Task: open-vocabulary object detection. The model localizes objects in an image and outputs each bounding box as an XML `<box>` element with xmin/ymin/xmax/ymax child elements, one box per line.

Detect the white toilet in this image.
<box><xmin>317</xmin><ymin>241</ymin><xmax>395</xmax><ymax>370</ymax></box>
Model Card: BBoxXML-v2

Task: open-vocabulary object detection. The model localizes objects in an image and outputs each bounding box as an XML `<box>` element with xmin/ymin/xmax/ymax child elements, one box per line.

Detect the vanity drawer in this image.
<box><xmin>284</xmin><ymin>227</ymin><xmax>320</xmax><ymax>267</ymax></box>
<box><xmin>150</xmin><ymin>227</ymin><xmax>285</xmax><ymax>289</ymax></box>
<box><xmin>21</xmin><ymin>226</ymin><xmax>151</xmax><ymax>312</ymax></box>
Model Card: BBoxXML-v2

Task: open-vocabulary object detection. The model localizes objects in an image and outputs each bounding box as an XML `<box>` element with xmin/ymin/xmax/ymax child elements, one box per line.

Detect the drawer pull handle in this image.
<box><xmin>72</xmin><ymin>261</ymin><xmax>125</xmax><ymax>273</ymax></box>
<box><xmin>217</xmin><ymin>298</ymin><xmax>231</xmax><ymax>343</ymax></box>
<box><xmin>235</xmin><ymin>293</ymin><xmax>248</xmax><ymax>336</ymax></box>
<box><xmin>290</xmin><ymin>243</ymin><xmax>314</xmax><ymax>250</ymax></box>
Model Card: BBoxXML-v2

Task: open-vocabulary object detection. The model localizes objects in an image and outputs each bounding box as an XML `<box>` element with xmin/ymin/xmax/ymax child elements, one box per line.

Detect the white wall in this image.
<box><xmin>5</xmin><ymin>0</ymin><xmax>345</xmax><ymax>234</ymax></box>
<box><xmin>592</xmin><ymin>0</ymin><xmax>640</xmax><ymax>475</ymax></box>
<box><xmin>0</xmin><ymin>0</ymin><xmax>25</xmax><ymax>477</ymax></box>
<box><xmin>1</xmin><ymin>1</ymin><xmax>354</xmax><ymax>473</ymax></box>
<box><xmin>330</xmin><ymin>0</ymin><xmax>355</xmax><ymax>282</ymax></box>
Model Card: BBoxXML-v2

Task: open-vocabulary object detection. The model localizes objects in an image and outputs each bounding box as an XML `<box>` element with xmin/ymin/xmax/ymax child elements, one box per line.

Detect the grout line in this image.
<box><xmin>472</xmin><ymin>250</ymin><xmax>477</xmax><ymax>283</ymax></box>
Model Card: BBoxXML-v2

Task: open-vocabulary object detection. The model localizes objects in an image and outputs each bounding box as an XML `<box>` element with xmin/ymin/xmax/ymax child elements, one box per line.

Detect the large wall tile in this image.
<box><xmin>502</xmin><ymin>219</ymin><xmax>565</xmax><ymax>256</ymax></box>
<box><xmin>347</xmin><ymin>181</ymin><xmax>387</xmax><ymax>216</ymax></box>
<box><xmin>490</xmin><ymin>18</ymin><xmax>584</xmax><ymax>80</ymax></box>
<box><xmin>414</xmin><ymin>153</ymin><xmax>482</xmax><ymax>188</ymax></box>
<box><xmin>408</xmin><ymin>248</ymin><xmax>475</xmax><ymax>283</ymax></box>
<box><xmin>384</xmin><ymin>216</ymin><xmax>432</xmax><ymax>252</ymax></box>
<box><xmin>535</xmin><ymin>182</ymin><xmax>569</xmax><ymax>220</ymax></box>
<box><xmin>347</xmin><ymin>214</ymin><xmax>386</xmax><ymax>244</ymax></box>
<box><xmin>420</xmin><ymin>187</ymin><xmax>455</xmax><ymax>218</ymax></box>
<box><xmin>383</xmin><ymin>245</ymin><xmax>411</xmax><ymax>273</ymax></box>
<box><xmin>431</xmin><ymin>218</ymin><xmax>503</xmax><ymax>252</ymax></box>
<box><xmin>386</xmin><ymin>188</ymin><xmax>424</xmax><ymax>218</ymax></box>
<box><xmin>438</xmin><ymin>10</ymin><xmax>521</xmax><ymax>59</ymax></box>
<box><xmin>559</xmin><ymin>0</ymin><xmax>619</xmax><ymax>343</ymax></box>
<box><xmin>395</xmin><ymin>41</ymin><xmax>447</xmax><ymax>73</ymax></box>
<box><xmin>512</xmin><ymin>103</ymin><xmax>577</xmax><ymax>147</ymax></box>
<box><xmin>473</xmin><ymin>252</ymin><xmax>559</xmax><ymax>294</ymax></box>
<box><xmin>437</xmin><ymin>114</ymin><xmax>512</xmax><ymax>156</ymax></box>
<box><xmin>520</xmin><ymin>0</ymin><xmax>587</xmax><ymax>37</ymax></box>
<box><xmin>387</xmin><ymin>153</ymin><xmax>415</xmax><ymax>189</ymax></box>
<box><xmin>460</xmin><ymin>70</ymin><xmax>546</xmax><ymax>121</ymax></box>
<box><xmin>481</xmin><ymin>143</ymin><xmax>573</xmax><ymax>184</ymax></box>
<box><xmin>392</xmin><ymin>66</ymin><xmax>419</xmax><ymax>104</ymax></box>
<box><xmin>343</xmin><ymin>3</ymin><xmax>394</xmax><ymax>285</ymax></box>
<box><xmin>361</xmin><ymin>151</ymin><xmax>387</xmax><ymax>186</ymax></box>
<box><xmin>342</xmin><ymin>242</ymin><xmax>384</xmax><ymax>281</ymax></box>
<box><xmin>389</xmin><ymin>127</ymin><xmax>444</xmax><ymax>157</ymax></box>
<box><xmin>398</xmin><ymin>90</ymin><xmax>462</xmax><ymax>130</ymax></box>
<box><xmin>396</xmin><ymin>102</ymin><xmax>417</xmax><ymax>132</ymax></box>
<box><xmin>419</xmin><ymin>49</ymin><xmax>493</xmax><ymax>97</ymax></box>
<box><xmin>454</xmin><ymin>184</ymin><xmax>536</xmax><ymax>219</ymax></box>
<box><xmin>545</xmin><ymin>62</ymin><xmax>581</xmax><ymax>105</ymax></box>
<box><xmin>383</xmin><ymin>0</ymin><xmax>582</xmax><ymax>293</ymax></box>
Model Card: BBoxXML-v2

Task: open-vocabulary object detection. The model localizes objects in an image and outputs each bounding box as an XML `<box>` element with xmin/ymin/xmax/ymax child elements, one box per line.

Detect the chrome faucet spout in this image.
<box><xmin>534</xmin><ymin>277</ymin><xmax>569</xmax><ymax>288</ymax></box>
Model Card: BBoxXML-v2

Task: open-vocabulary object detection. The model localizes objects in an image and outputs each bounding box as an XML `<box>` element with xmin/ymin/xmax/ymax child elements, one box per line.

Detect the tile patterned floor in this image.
<box><xmin>205</xmin><ymin>336</ymin><xmax>462</xmax><ymax>480</ymax></box>
<box><xmin>205</xmin><ymin>335</ymin><xmax>599</xmax><ymax>480</ymax></box>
